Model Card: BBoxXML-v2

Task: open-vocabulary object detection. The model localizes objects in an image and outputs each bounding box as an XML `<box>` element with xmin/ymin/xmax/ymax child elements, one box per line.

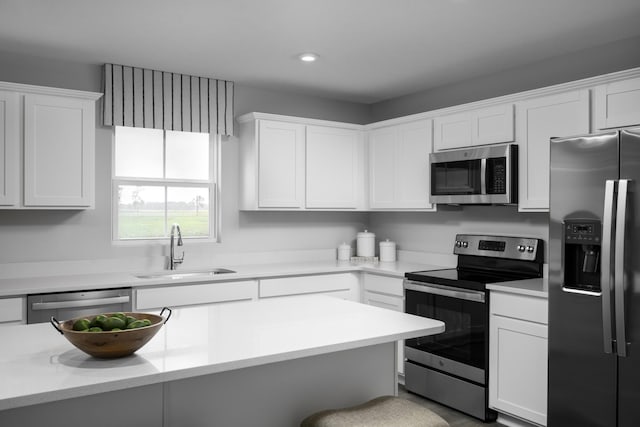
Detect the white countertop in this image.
<box><xmin>0</xmin><ymin>294</ymin><xmax>444</xmax><ymax>411</ymax></box>
<box><xmin>487</xmin><ymin>277</ymin><xmax>548</xmax><ymax>298</ymax></box>
<box><xmin>0</xmin><ymin>259</ymin><xmax>447</xmax><ymax>297</ymax></box>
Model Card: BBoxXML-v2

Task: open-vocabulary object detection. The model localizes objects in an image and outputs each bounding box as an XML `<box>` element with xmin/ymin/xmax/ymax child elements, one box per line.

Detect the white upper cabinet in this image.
<box><xmin>369</xmin><ymin>119</ymin><xmax>435</xmax><ymax>210</ymax></box>
<box><xmin>306</xmin><ymin>125</ymin><xmax>363</xmax><ymax>209</ymax></box>
<box><xmin>257</xmin><ymin>120</ymin><xmax>305</xmax><ymax>208</ymax></box>
<box><xmin>516</xmin><ymin>90</ymin><xmax>590</xmax><ymax>212</ymax></box>
<box><xmin>23</xmin><ymin>94</ymin><xmax>95</xmax><ymax>208</ymax></box>
<box><xmin>594</xmin><ymin>76</ymin><xmax>640</xmax><ymax>130</ymax></box>
<box><xmin>238</xmin><ymin>113</ymin><xmax>365</xmax><ymax>210</ymax></box>
<box><xmin>0</xmin><ymin>83</ymin><xmax>100</xmax><ymax>210</ymax></box>
<box><xmin>0</xmin><ymin>91</ymin><xmax>19</xmax><ymax>207</ymax></box>
<box><xmin>433</xmin><ymin>104</ymin><xmax>514</xmax><ymax>151</ymax></box>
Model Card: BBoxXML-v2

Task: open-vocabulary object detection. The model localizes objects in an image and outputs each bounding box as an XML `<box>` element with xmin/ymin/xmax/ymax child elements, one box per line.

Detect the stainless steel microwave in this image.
<box><xmin>429</xmin><ymin>144</ymin><xmax>517</xmax><ymax>204</ymax></box>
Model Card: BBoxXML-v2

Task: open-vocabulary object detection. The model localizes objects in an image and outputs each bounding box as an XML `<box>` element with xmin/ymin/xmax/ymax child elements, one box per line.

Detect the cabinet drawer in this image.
<box><xmin>259</xmin><ymin>273</ymin><xmax>359</xmax><ymax>299</ymax></box>
<box><xmin>363</xmin><ymin>274</ymin><xmax>404</xmax><ymax>297</ymax></box>
<box><xmin>363</xmin><ymin>291</ymin><xmax>403</xmax><ymax>312</ymax></box>
<box><xmin>0</xmin><ymin>297</ymin><xmax>25</xmax><ymax>323</ymax></box>
<box><xmin>491</xmin><ymin>291</ymin><xmax>547</xmax><ymax>324</ymax></box>
<box><xmin>136</xmin><ymin>280</ymin><xmax>258</xmax><ymax>310</ymax></box>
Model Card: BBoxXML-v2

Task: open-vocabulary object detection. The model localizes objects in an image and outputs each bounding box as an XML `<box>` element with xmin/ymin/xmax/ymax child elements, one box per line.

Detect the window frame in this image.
<box><xmin>111</xmin><ymin>127</ymin><xmax>221</xmax><ymax>244</ymax></box>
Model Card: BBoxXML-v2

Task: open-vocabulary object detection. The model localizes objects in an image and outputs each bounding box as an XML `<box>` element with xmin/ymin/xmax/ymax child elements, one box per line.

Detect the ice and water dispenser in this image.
<box><xmin>563</xmin><ymin>219</ymin><xmax>602</xmax><ymax>293</ymax></box>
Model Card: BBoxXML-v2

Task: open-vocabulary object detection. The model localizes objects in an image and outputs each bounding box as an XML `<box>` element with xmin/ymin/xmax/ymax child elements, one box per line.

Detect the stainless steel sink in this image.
<box><xmin>135</xmin><ymin>268</ymin><xmax>236</xmax><ymax>280</ymax></box>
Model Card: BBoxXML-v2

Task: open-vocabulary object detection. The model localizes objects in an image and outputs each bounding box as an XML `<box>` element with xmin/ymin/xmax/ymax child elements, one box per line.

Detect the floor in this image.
<box><xmin>398</xmin><ymin>384</ymin><xmax>504</xmax><ymax>427</ymax></box>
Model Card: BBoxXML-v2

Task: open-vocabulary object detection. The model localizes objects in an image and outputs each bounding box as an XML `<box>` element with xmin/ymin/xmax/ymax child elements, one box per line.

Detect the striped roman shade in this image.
<box><xmin>103</xmin><ymin>64</ymin><xmax>234</xmax><ymax>136</ymax></box>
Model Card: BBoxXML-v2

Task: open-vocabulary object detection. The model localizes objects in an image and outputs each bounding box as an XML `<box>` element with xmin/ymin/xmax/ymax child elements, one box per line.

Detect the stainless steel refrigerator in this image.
<box><xmin>549</xmin><ymin>127</ymin><xmax>640</xmax><ymax>427</ymax></box>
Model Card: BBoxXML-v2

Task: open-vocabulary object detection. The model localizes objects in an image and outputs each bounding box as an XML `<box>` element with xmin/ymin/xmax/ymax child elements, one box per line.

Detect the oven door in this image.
<box><xmin>404</xmin><ymin>280</ymin><xmax>488</xmax><ymax>384</ymax></box>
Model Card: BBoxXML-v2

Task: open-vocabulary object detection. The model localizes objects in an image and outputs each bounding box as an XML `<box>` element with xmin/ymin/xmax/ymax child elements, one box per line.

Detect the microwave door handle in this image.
<box><xmin>601</xmin><ymin>180</ymin><xmax>616</xmax><ymax>354</ymax></box>
<box><xmin>480</xmin><ymin>158</ymin><xmax>487</xmax><ymax>194</ymax></box>
<box><xmin>615</xmin><ymin>179</ymin><xmax>630</xmax><ymax>357</ymax></box>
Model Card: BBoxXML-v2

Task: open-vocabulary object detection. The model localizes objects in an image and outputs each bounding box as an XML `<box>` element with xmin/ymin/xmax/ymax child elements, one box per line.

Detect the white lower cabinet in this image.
<box><xmin>489</xmin><ymin>291</ymin><xmax>548</xmax><ymax>426</ymax></box>
<box><xmin>362</xmin><ymin>273</ymin><xmax>405</xmax><ymax>375</ymax></box>
<box><xmin>0</xmin><ymin>297</ymin><xmax>26</xmax><ymax>325</ymax></box>
<box><xmin>135</xmin><ymin>280</ymin><xmax>258</xmax><ymax>310</ymax></box>
<box><xmin>259</xmin><ymin>273</ymin><xmax>360</xmax><ymax>301</ymax></box>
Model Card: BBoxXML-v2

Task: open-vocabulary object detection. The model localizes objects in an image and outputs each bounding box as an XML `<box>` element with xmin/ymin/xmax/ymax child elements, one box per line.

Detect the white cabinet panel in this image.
<box><xmin>135</xmin><ymin>280</ymin><xmax>258</xmax><ymax>310</ymax></box>
<box><xmin>490</xmin><ymin>292</ymin><xmax>548</xmax><ymax>426</ymax></box>
<box><xmin>363</xmin><ymin>273</ymin><xmax>405</xmax><ymax>375</ymax></box>
<box><xmin>434</xmin><ymin>104</ymin><xmax>514</xmax><ymax>151</ymax></box>
<box><xmin>433</xmin><ymin>111</ymin><xmax>473</xmax><ymax>150</ymax></box>
<box><xmin>23</xmin><ymin>94</ymin><xmax>95</xmax><ymax>207</ymax></box>
<box><xmin>369</xmin><ymin>119</ymin><xmax>434</xmax><ymax>210</ymax></box>
<box><xmin>0</xmin><ymin>91</ymin><xmax>19</xmax><ymax>206</ymax></box>
<box><xmin>0</xmin><ymin>297</ymin><xmax>25</xmax><ymax>324</ymax></box>
<box><xmin>475</xmin><ymin>104</ymin><xmax>515</xmax><ymax>145</ymax></box>
<box><xmin>516</xmin><ymin>90</ymin><xmax>590</xmax><ymax>212</ymax></box>
<box><xmin>306</xmin><ymin>126</ymin><xmax>361</xmax><ymax>209</ymax></box>
<box><xmin>257</xmin><ymin>120</ymin><xmax>305</xmax><ymax>208</ymax></box>
<box><xmin>363</xmin><ymin>273</ymin><xmax>404</xmax><ymax>297</ymax></box>
<box><xmin>594</xmin><ymin>77</ymin><xmax>640</xmax><ymax>130</ymax></box>
<box><xmin>259</xmin><ymin>273</ymin><xmax>360</xmax><ymax>301</ymax></box>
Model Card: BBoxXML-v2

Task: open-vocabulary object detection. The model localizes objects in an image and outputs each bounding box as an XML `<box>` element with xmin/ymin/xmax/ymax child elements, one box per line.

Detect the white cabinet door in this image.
<box><xmin>23</xmin><ymin>94</ymin><xmax>95</xmax><ymax>207</ymax></box>
<box><xmin>306</xmin><ymin>126</ymin><xmax>362</xmax><ymax>209</ymax></box>
<box><xmin>369</xmin><ymin>119</ymin><xmax>434</xmax><ymax>210</ymax></box>
<box><xmin>363</xmin><ymin>274</ymin><xmax>405</xmax><ymax>375</ymax></box>
<box><xmin>135</xmin><ymin>280</ymin><xmax>259</xmax><ymax>310</ymax></box>
<box><xmin>433</xmin><ymin>111</ymin><xmax>473</xmax><ymax>150</ymax></box>
<box><xmin>0</xmin><ymin>297</ymin><xmax>25</xmax><ymax>324</ymax></box>
<box><xmin>516</xmin><ymin>90</ymin><xmax>590</xmax><ymax>212</ymax></box>
<box><xmin>0</xmin><ymin>91</ymin><xmax>19</xmax><ymax>207</ymax></box>
<box><xmin>594</xmin><ymin>77</ymin><xmax>640</xmax><ymax>130</ymax></box>
<box><xmin>433</xmin><ymin>104</ymin><xmax>514</xmax><ymax>151</ymax></box>
<box><xmin>259</xmin><ymin>273</ymin><xmax>360</xmax><ymax>302</ymax></box>
<box><xmin>474</xmin><ymin>104</ymin><xmax>515</xmax><ymax>146</ymax></box>
<box><xmin>489</xmin><ymin>314</ymin><xmax>548</xmax><ymax>426</ymax></box>
<box><xmin>257</xmin><ymin>120</ymin><xmax>305</xmax><ymax>208</ymax></box>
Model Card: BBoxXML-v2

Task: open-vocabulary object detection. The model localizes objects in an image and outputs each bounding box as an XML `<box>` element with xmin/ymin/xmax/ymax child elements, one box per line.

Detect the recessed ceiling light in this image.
<box><xmin>299</xmin><ymin>53</ymin><xmax>318</xmax><ymax>63</ymax></box>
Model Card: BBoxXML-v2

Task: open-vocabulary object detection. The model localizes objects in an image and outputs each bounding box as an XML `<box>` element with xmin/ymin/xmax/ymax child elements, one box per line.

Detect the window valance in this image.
<box><xmin>103</xmin><ymin>64</ymin><xmax>234</xmax><ymax>136</ymax></box>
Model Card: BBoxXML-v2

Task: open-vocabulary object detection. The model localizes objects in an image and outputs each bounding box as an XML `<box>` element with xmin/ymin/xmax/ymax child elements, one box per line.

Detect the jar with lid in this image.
<box><xmin>356</xmin><ymin>230</ymin><xmax>376</xmax><ymax>257</ymax></box>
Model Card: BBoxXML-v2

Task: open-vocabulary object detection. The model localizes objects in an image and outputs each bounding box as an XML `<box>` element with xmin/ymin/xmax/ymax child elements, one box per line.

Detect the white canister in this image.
<box><xmin>379</xmin><ymin>239</ymin><xmax>397</xmax><ymax>262</ymax></box>
<box><xmin>356</xmin><ymin>230</ymin><xmax>376</xmax><ymax>257</ymax></box>
<box><xmin>337</xmin><ymin>243</ymin><xmax>352</xmax><ymax>261</ymax></box>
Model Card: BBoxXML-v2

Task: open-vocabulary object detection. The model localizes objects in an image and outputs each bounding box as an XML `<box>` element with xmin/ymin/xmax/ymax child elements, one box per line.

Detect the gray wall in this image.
<box><xmin>0</xmin><ymin>50</ymin><xmax>370</xmax><ymax>267</ymax></box>
<box><xmin>371</xmin><ymin>35</ymin><xmax>640</xmax><ymax>121</ymax></box>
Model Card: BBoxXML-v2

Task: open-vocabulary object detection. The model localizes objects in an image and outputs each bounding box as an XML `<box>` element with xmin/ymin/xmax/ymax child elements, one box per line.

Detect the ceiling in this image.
<box><xmin>2</xmin><ymin>0</ymin><xmax>640</xmax><ymax>104</ymax></box>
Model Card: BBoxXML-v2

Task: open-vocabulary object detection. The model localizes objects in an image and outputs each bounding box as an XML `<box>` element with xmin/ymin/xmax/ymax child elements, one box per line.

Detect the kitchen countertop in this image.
<box><xmin>486</xmin><ymin>277</ymin><xmax>548</xmax><ymax>298</ymax></box>
<box><xmin>0</xmin><ymin>294</ymin><xmax>444</xmax><ymax>411</ymax></box>
<box><xmin>0</xmin><ymin>259</ymin><xmax>447</xmax><ymax>297</ymax></box>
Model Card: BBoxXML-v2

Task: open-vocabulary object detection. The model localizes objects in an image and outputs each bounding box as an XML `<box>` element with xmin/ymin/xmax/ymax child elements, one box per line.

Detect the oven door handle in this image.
<box><xmin>404</xmin><ymin>281</ymin><xmax>486</xmax><ymax>303</ymax></box>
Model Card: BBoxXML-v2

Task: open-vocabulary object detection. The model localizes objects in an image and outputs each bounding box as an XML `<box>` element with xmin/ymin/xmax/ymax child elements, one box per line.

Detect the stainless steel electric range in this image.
<box><xmin>403</xmin><ymin>234</ymin><xmax>544</xmax><ymax>421</ymax></box>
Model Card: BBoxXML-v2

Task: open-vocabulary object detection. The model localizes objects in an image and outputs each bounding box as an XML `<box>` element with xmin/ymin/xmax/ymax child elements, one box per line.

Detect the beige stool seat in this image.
<box><xmin>300</xmin><ymin>395</ymin><xmax>450</xmax><ymax>427</ymax></box>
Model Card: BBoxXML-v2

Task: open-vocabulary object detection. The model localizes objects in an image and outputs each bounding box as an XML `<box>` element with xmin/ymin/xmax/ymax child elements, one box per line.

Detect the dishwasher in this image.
<box><xmin>27</xmin><ymin>288</ymin><xmax>133</xmax><ymax>324</ymax></box>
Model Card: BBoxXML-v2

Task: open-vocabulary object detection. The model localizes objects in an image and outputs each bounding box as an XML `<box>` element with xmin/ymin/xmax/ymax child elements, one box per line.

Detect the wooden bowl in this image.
<box><xmin>51</xmin><ymin>308</ymin><xmax>171</xmax><ymax>359</ymax></box>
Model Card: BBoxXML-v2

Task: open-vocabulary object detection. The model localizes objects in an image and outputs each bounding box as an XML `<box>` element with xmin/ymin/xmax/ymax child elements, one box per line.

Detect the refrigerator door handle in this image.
<box><xmin>614</xmin><ymin>179</ymin><xmax>631</xmax><ymax>357</ymax></box>
<box><xmin>601</xmin><ymin>179</ymin><xmax>616</xmax><ymax>354</ymax></box>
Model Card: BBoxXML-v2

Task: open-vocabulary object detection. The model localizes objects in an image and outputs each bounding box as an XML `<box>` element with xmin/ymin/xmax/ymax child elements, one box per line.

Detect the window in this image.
<box><xmin>112</xmin><ymin>126</ymin><xmax>220</xmax><ymax>241</ymax></box>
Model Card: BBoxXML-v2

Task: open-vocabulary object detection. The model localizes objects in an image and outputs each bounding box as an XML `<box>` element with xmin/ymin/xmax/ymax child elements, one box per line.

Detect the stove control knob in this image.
<box><xmin>517</xmin><ymin>245</ymin><xmax>526</xmax><ymax>252</ymax></box>
<box><xmin>527</xmin><ymin>246</ymin><xmax>535</xmax><ymax>253</ymax></box>
<box><xmin>462</xmin><ymin>241</ymin><xmax>468</xmax><ymax>248</ymax></box>
<box><xmin>455</xmin><ymin>241</ymin><xmax>462</xmax><ymax>247</ymax></box>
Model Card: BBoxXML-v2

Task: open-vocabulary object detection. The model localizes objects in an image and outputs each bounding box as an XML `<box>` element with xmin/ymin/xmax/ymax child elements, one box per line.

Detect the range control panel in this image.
<box><xmin>454</xmin><ymin>234</ymin><xmax>541</xmax><ymax>261</ymax></box>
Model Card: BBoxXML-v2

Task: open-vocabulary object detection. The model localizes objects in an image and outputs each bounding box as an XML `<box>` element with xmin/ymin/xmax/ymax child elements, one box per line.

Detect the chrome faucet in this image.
<box><xmin>170</xmin><ymin>223</ymin><xmax>184</xmax><ymax>270</ymax></box>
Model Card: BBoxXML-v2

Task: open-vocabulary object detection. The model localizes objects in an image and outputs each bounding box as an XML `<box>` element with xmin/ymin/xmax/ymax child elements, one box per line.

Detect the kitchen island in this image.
<box><xmin>0</xmin><ymin>294</ymin><xmax>444</xmax><ymax>427</ymax></box>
